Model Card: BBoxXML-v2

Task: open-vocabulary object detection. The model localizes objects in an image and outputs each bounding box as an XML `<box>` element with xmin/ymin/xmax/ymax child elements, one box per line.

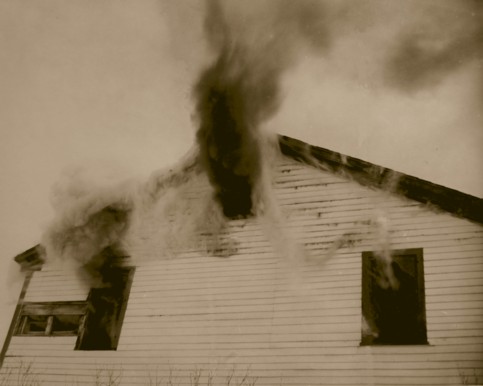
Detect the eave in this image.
<box><xmin>278</xmin><ymin>135</ymin><xmax>483</xmax><ymax>225</ymax></box>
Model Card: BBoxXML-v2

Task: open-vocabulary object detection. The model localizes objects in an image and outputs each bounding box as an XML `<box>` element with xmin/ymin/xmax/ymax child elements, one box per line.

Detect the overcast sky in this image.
<box><xmin>1</xmin><ymin>0</ymin><xmax>482</xmax><ymax>345</ymax></box>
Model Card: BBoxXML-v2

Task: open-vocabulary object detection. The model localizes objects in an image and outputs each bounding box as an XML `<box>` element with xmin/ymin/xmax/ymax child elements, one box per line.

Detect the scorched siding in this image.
<box><xmin>1</xmin><ymin>156</ymin><xmax>483</xmax><ymax>385</ymax></box>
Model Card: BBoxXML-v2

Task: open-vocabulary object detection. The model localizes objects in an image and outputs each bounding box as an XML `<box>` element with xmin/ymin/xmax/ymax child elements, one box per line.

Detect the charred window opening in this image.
<box><xmin>13</xmin><ymin>266</ymin><xmax>134</xmax><ymax>350</ymax></box>
<box><xmin>361</xmin><ymin>248</ymin><xmax>428</xmax><ymax>345</ymax></box>
<box><xmin>76</xmin><ymin>266</ymin><xmax>135</xmax><ymax>351</ymax></box>
<box><xmin>15</xmin><ymin>302</ymin><xmax>87</xmax><ymax>337</ymax></box>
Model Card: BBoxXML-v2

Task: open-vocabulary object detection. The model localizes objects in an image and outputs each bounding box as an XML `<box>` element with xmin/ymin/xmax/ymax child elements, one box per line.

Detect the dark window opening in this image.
<box><xmin>76</xmin><ymin>266</ymin><xmax>135</xmax><ymax>351</ymax></box>
<box><xmin>361</xmin><ymin>248</ymin><xmax>427</xmax><ymax>345</ymax></box>
<box><xmin>22</xmin><ymin>315</ymin><xmax>49</xmax><ymax>334</ymax></box>
<box><xmin>52</xmin><ymin>314</ymin><xmax>84</xmax><ymax>335</ymax></box>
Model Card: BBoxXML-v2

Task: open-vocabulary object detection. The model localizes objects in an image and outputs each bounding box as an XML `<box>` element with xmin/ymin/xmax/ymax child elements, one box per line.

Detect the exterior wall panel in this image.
<box><xmin>1</xmin><ymin>156</ymin><xmax>482</xmax><ymax>385</ymax></box>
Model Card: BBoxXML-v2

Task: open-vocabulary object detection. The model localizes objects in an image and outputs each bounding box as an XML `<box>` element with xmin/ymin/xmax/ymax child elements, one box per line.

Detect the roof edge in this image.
<box><xmin>14</xmin><ymin>244</ymin><xmax>45</xmax><ymax>271</ymax></box>
<box><xmin>278</xmin><ymin>135</ymin><xmax>483</xmax><ymax>224</ymax></box>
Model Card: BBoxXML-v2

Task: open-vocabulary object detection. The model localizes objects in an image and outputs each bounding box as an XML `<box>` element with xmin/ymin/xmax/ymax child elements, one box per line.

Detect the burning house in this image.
<box><xmin>1</xmin><ymin>133</ymin><xmax>483</xmax><ymax>385</ymax></box>
<box><xmin>2</xmin><ymin>1</ymin><xmax>483</xmax><ymax>384</ymax></box>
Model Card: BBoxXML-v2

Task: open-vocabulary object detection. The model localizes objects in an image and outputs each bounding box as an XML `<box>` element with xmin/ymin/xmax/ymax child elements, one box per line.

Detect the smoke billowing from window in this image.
<box><xmin>41</xmin><ymin>165</ymin><xmax>137</xmax><ymax>286</ymax></box>
<box><xmin>193</xmin><ymin>0</ymin><xmax>330</xmax><ymax>218</ymax></box>
<box><xmin>41</xmin><ymin>156</ymin><xmax>201</xmax><ymax>286</ymax></box>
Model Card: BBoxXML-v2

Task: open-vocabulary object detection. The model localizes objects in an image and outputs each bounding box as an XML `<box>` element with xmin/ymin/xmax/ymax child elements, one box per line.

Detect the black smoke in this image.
<box><xmin>49</xmin><ymin>202</ymin><xmax>132</xmax><ymax>286</ymax></box>
<box><xmin>193</xmin><ymin>0</ymin><xmax>330</xmax><ymax>218</ymax></box>
<box><xmin>194</xmin><ymin>56</ymin><xmax>264</xmax><ymax>219</ymax></box>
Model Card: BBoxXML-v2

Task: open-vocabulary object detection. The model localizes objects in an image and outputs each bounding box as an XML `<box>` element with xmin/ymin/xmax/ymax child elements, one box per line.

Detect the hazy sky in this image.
<box><xmin>1</xmin><ymin>0</ymin><xmax>482</xmax><ymax>344</ymax></box>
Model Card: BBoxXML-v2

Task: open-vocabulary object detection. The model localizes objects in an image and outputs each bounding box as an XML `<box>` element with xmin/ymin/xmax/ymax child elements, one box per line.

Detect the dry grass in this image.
<box><xmin>160</xmin><ymin>366</ymin><xmax>257</xmax><ymax>386</ymax></box>
<box><xmin>0</xmin><ymin>361</ymin><xmax>40</xmax><ymax>386</ymax></box>
<box><xmin>0</xmin><ymin>363</ymin><xmax>257</xmax><ymax>386</ymax></box>
<box><xmin>94</xmin><ymin>366</ymin><xmax>123</xmax><ymax>386</ymax></box>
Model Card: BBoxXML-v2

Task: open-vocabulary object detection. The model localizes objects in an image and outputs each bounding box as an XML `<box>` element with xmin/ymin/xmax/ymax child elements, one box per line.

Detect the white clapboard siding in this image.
<box><xmin>1</xmin><ymin>156</ymin><xmax>482</xmax><ymax>386</ymax></box>
<box><xmin>24</xmin><ymin>266</ymin><xmax>90</xmax><ymax>302</ymax></box>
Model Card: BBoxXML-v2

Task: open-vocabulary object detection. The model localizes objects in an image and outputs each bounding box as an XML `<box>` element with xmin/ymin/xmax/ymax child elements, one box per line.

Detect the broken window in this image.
<box><xmin>14</xmin><ymin>266</ymin><xmax>134</xmax><ymax>351</ymax></box>
<box><xmin>361</xmin><ymin>248</ymin><xmax>428</xmax><ymax>345</ymax></box>
<box><xmin>76</xmin><ymin>266</ymin><xmax>135</xmax><ymax>350</ymax></box>
<box><xmin>15</xmin><ymin>302</ymin><xmax>87</xmax><ymax>336</ymax></box>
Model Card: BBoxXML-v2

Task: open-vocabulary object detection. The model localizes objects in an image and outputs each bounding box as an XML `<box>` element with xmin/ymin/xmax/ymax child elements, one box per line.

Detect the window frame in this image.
<box><xmin>12</xmin><ymin>264</ymin><xmax>135</xmax><ymax>350</ymax></box>
<box><xmin>361</xmin><ymin>248</ymin><xmax>428</xmax><ymax>346</ymax></box>
<box><xmin>15</xmin><ymin>301</ymin><xmax>88</xmax><ymax>337</ymax></box>
<box><xmin>75</xmin><ymin>266</ymin><xmax>135</xmax><ymax>351</ymax></box>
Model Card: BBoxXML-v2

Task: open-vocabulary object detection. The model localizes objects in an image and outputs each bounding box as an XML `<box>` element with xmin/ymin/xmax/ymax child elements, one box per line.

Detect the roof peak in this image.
<box><xmin>278</xmin><ymin>135</ymin><xmax>483</xmax><ymax>224</ymax></box>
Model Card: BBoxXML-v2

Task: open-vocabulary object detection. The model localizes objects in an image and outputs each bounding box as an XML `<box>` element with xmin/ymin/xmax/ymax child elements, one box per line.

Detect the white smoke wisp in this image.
<box><xmin>278</xmin><ymin>138</ymin><xmax>401</xmax><ymax>288</ymax></box>
<box><xmin>207</xmin><ymin>0</ymin><xmax>331</xmax><ymax>57</ymax></box>
<box><xmin>140</xmin><ymin>146</ymin><xmax>200</xmax><ymax>209</ymax></box>
<box><xmin>42</xmin><ymin>163</ymin><xmax>140</xmax><ymax>267</ymax></box>
<box><xmin>126</xmin><ymin>170</ymin><xmax>233</xmax><ymax>262</ymax></box>
<box><xmin>41</xmin><ymin>149</ymin><xmax>231</xmax><ymax>284</ymax></box>
<box><xmin>370</xmin><ymin>209</ymin><xmax>398</xmax><ymax>290</ymax></box>
<box><xmin>367</xmin><ymin>171</ymin><xmax>402</xmax><ymax>290</ymax></box>
<box><xmin>296</xmin><ymin>208</ymin><xmax>397</xmax><ymax>293</ymax></box>
<box><xmin>251</xmin><ymin>136</ymin><xmax>312</xmax><ymax>289</ymax></box>
<box><xmin>41</xmin><ymin>137</ymin><xmax>262</xmax><ymax>287</ymax></box>
<box><xmin>124</xmin><ymin>146</ymin><xmax>243</xmax><ymax>261</ymax></box>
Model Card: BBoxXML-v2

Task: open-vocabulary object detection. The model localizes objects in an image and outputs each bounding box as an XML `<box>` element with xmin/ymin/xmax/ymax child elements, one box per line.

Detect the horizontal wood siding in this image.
<box><xmin>24</xmin><ymin>267</ymin><xmax>89</xmax><ymax>302</ymax></box>
<box><xmin>1</xmin><ymin>157</ymin><xmax>482</xmax><ymax>385</ymax></box>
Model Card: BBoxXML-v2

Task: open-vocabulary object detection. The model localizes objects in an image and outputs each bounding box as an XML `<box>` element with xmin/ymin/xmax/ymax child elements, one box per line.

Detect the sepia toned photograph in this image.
<box><xmin>1</xmin><ymin>1</ymin><xmax>482</xmax><ymax>385</ymax></box>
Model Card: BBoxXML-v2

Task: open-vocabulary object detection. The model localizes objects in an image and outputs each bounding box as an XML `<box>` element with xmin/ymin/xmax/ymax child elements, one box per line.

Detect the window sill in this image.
<box><xmin>359</xmin><ymin>341</ymin><xmax>431</xmax><ymax>347</ymax></box>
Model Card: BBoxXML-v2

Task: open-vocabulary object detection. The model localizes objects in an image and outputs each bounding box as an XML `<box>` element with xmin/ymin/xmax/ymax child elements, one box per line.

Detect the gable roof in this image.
<box><xmin>10</xmin><ymin>134</ymin><xmax>483</xmax><ymax>270</ymax></box>
<box><xmin>278</xmin><ymin>135</ymin><xmax>483</xmax><ymax>225</ymax></box>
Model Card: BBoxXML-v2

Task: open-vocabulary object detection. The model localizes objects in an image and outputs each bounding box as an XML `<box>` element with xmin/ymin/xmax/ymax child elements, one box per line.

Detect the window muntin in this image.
<box><xmin>21</xmin><ymin>315</ymin><xmax>49</xmax><ymax>335</ymax></box>
<box><xmin>361</xmin><ymin>248</ymin><xmax>428</xmax><ymax>345</ymax></box>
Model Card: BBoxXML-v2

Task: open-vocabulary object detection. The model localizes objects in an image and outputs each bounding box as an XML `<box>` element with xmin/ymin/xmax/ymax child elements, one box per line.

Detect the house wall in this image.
<box><xmin>1</xmin><ymin>157</ymin><xmax>483</xmax><ymax>385</ymax></box>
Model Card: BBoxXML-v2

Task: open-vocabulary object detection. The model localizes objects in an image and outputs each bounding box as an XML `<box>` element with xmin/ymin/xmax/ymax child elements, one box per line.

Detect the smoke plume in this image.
<box><xmin>384</xmin><ymin>0</ymin><xmax>483</xmax><ymax>93</ymax></box>
<box><xmin>42</xmin><ymin>154</ymin><xmax>202</xmax><ymax>286</ymax></box>
<box><xmin>41</xmin><ymin>165</ymin><xmax>137</xmax><ymax>286</ymax></box>
<box><xmin>193</xmin><ymin>0</ymin><xmax>330</xmax><ymax>218</ymax></box>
